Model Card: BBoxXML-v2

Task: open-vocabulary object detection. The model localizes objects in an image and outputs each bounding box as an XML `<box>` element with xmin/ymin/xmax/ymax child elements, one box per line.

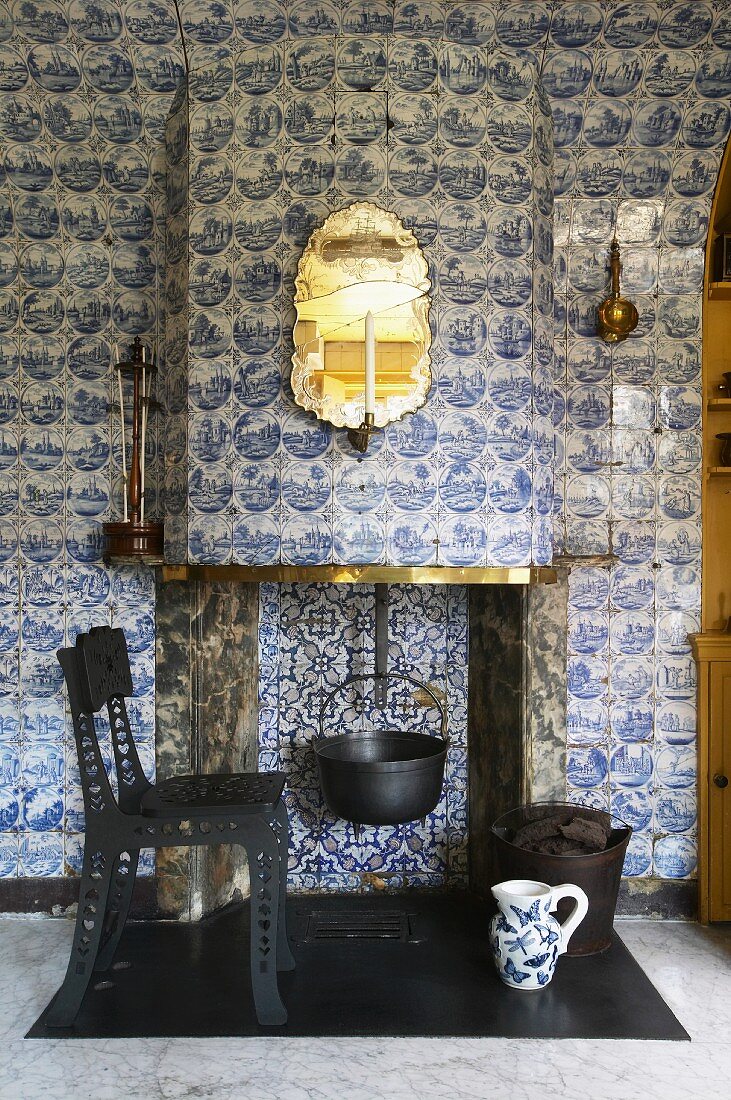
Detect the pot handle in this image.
<box><xmin>549</xmin><ymin>884</ymin><xmax>589</xmax><ymax>956</ymax></box>
<box><xmin>317</xmin><ymin>672</ymin><xmax>448</xmax><ymax>744</ymax></box>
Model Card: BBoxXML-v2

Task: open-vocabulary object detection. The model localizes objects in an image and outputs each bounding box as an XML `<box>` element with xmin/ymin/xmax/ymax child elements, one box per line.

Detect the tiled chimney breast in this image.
<box><xmin>163</xmin><ymin>14</ymin><xmax>555</xmax><ymax>567</ymax></box>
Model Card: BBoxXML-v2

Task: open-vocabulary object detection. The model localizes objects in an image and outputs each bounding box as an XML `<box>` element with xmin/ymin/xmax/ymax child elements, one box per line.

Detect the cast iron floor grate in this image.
<box><xmin>302</xmin><ymin>909</ymin><xmax>419</xmax><ymax>943</ymax></box>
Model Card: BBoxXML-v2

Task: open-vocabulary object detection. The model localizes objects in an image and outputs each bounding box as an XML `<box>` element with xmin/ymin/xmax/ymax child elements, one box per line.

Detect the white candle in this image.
<box><xmin>364</xmin><ymin>310</ymin><xmax>376</xmax><ymax>416</ymax></box>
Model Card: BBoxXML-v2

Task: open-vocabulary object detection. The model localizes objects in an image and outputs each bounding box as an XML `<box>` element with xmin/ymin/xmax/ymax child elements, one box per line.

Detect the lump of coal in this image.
<box><xmin>512</xmin><ymin>812</ymin><xmax>611</xmax><ymax>855</ymax></box>
<box><xmin>511</xmin><ymin>813</ymin><xmax>572</xmax><ymax>848</ymax></box>
<box><xmin>559</xmin><ymin>816</ymin><xmax>610</xmax><ymax>851</ymax></box>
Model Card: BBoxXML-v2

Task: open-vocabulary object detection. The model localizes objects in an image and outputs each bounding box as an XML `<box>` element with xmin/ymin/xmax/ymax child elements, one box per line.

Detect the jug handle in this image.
<box><xmin>550</xmin><ymin>884</ymin><xmax>589</xmax><ymax>955</ymax></box>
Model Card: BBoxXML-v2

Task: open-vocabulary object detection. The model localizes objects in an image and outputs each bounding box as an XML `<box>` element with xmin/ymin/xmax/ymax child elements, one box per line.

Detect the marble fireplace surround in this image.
<box><xmin>153</xmin><ymin>571</ymin><xmax>563</xmax><ymax>916</ymax></box>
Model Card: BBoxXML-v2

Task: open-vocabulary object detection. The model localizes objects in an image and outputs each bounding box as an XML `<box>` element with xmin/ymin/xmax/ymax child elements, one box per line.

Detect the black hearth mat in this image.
<box><xmin>27</xmin><ymin>892</ymin><xmax>688</xmax><ymax>1040</ymax></box>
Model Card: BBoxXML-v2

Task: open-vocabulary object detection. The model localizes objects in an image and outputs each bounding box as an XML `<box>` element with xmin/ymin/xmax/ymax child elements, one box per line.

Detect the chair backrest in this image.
<box><xmin>58</xmin><ymin>626</ymin><xmax>152</xmax><ymax>817</ymax></box>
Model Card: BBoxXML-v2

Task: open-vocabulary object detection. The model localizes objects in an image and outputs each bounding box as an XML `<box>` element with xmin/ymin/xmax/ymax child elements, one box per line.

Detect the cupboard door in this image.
<box><xmin>709</xmin><ymin>661</ymin><xmax>731</xmax><ymax>920</ymax></box>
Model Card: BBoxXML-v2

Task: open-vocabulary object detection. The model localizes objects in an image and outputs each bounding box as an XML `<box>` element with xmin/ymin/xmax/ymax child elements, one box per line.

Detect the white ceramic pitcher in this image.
<box><xmin>489</xmin><ymin>878</ymin><xmax>589</xmax><ymax>990</ymax></box>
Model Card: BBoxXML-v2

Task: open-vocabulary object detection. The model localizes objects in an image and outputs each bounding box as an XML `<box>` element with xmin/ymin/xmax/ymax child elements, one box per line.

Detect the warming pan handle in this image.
<box><xmin>317</xmin><ymin>672</ymin><xmax>448</xmax><ymax>744</ymax></box>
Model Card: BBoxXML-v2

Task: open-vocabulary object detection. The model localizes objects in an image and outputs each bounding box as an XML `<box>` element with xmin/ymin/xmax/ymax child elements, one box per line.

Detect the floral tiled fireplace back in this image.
<box><xmin>257</xmin><ymin>582</ymin><xmax>469</xmax><ymax>891</ymax></box>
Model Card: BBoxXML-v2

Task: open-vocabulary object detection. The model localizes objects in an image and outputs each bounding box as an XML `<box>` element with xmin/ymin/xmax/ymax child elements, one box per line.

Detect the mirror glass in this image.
<box><xmin>291</xmin><ymin>202</ymin><xmax>432</xmax><ymax>429</ymax></box>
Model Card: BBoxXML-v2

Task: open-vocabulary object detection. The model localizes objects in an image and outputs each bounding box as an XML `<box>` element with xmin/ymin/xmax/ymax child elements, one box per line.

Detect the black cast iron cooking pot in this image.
<box><xmin>315</xmin><ymin>673</ymin><xmax>448</xmax><ymax>826</ymax></box>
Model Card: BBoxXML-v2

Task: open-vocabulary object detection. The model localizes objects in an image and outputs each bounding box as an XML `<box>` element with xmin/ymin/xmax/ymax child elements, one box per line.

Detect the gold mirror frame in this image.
<box><xmin>291</xmin><ymin>202</ymin><xmax>432</xmax><ymax>432</ymax></box>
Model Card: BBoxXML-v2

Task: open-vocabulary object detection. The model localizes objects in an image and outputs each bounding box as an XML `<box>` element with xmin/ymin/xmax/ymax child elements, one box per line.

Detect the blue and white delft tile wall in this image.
<box><xmin>168</xmin><ymin>3</ymin><xmax>554</xmax><ymax>890</ymax></box>
<box><xmin>0</xmin><ymin>0</ymin><xmax>185</xmax><ymax>877</ymax></box>
<box><xmin>168</xmin><ymin>7</ymin><xmax>554</xmax><ymax>571</ymax></box>
<box><xmin>544</xmin><ymin>0</ymin><xmax>730</xmax><ymax>883</ymax></box>
<box><xmin>1</xmin><ymin>0</ymin><xmax>729</xmax><ymax>889</ymax></box>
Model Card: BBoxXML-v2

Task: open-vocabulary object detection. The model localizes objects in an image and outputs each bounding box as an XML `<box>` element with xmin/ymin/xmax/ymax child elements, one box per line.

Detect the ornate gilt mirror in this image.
<box><xmin>291</xmin><ymin>202</ymin><xmax>432</xmax><ymax>451</ymax></box>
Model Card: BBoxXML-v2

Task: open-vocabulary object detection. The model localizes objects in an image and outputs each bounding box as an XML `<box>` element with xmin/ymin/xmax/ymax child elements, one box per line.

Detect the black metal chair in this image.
<box><xmin>47</xmin><ymin>625</ymin><xmax>294</xmax><ymax>1028</ymax></box>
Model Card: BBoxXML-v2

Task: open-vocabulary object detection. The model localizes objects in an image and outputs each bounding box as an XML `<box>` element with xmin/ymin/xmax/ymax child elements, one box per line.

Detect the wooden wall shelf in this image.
<box><xmin>707</xmin><ymin>398</ymin><xmax>731</xmax><ymax>410</ymax></box>
<box><xmin>707</xmin><ymin>467</ymin><xmax>731</xmax><ymax>478</ymax></box>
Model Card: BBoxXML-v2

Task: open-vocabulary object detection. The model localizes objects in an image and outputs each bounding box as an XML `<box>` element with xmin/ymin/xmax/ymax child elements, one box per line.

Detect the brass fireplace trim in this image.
<box><xmin>161</xmin><ymin>565</ymin><xmax>558</xmax><ymax>586</ymax></box>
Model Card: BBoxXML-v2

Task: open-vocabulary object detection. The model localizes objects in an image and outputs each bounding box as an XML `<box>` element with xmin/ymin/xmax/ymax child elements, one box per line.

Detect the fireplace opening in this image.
<box><xmin>154</xmin><ymin>575</ymin><xmax>567</xmax><ymax>915</ymax></box>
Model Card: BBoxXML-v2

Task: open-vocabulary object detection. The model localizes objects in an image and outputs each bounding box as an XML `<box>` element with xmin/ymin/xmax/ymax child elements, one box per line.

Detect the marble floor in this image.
<box><xmin>0</xmin><ymin>916</ymin><xmax>729</xmax><ymax>1100</ymax></box>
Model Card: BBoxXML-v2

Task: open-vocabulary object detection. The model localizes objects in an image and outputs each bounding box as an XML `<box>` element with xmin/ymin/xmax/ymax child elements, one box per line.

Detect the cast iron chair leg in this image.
<box><xmin>244</xmin><ymin>820</ymin><xmax>287</xmax><ymax>1025</ymax></box>
<box><xmin>273</xmin><ymin>800</ymin><xmax>295</xmax><ymax>972</ymax></box>
<box><xmin>94</xmin><ymin>848</ymin><xmax>140</xmax><ymax>972</ymax></box>
<box><xmin>45</xmin><ymin>847</ymin><xmax>115</xmax><ymax>1028</ymax></box>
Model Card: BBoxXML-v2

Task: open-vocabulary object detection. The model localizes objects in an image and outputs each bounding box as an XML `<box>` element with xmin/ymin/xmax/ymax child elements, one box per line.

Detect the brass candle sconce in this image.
<box><xmin>597</xmin><ymin>239</ymin><xmax>639</xmax><ymax>344</ymax></box>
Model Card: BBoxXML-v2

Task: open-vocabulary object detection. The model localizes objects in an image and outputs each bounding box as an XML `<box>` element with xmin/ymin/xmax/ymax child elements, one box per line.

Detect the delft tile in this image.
<box><xmin>258</xmin><ymin>708</ymin><xmax>278</xmax><ymax>751</ymax></box>
<box><xmin>444</xmin><ymin>720</ymin><xmax>467</xmax><ymax>756</ymax></box>
<box><xmin>610</xmin><ymin>611</ymin><xmax>655</xmax><ymax>657</ymax></box>
<box><xmin>655</xmin><ymin>745</ymin><xmax>696</xmax><ymax>791</ymax></box>
<box><xmin>258</xmin><ymin>749</ymin><xmax>281</xmax><ymax>773</ymax></box>
<box><xmin>320</xmin><ymin>825</ymin><xmax>403</xmax><ymax>876</ymax></box>
<box><xmin>567</xmin><ymin>786</ymin><xmax>610</xmax><ymax>813</ymax></box>
<box><xmin>567</xmin><ymin>698</ymin><xmax>608</xmax><ymax>747</ymax></box>
<box><xmin>654</xmin><ymin>789</ymin><xmax>697</xmax><ymax>836</ymax></box>
<box><xmin>623</xmin><ymin>832</ymin><xmax>654</xmax><ymax>877</ymax></box>
<box><xmin>612</xmin><ymin>520</ymin><xmax>656</xmax><ymax>565</ymax></box>
<box><xmin>610</xmin><ymin>742</ymin><xmax>654</xmax><ymax>790</ymax></box>
<box><xmin>287</xmin><ymin>828</ymin><xmax>319</xmax><ymax>878</ymax></box>
<box><xmin>316</xmin><ymin>872</ymin><xmax>362</xmax><ymax>893</ymax></box>
<box><xmin>656</xmin><ymin>655</ymin><xmax>696</xmax><ymax>701</ymax></box>
<box><xmin>566</xmin><ymin>746</ymin><xmax>609</xmax><ymax>790</ymax></box>
<box><xmin>446</xmin><ymin>786</ymin><xmax>467</xmax><ymax>835</ymax></box>
<box><xmin>448</xmin><ymin>835</ymin><xmax>468</xmax><ymax>878</ymax></box>
<box><xmin>446</xmin><ymin>745</ymin><xmax>467</xmax><ymax>788</ymax></box>
<box><xmin>21</xmin><ymin>787</ymin><xmax>63</xmax><ymax>836</ymax></box>
<box><xmin>63</xmin><ymin>832</ymin><xmax>84</xmax><ymax>877</ymax></box>
<box><xmin>277</xmin><ymin>669</ymin><xmax>322</xmax><ymax>737</ymax></box>
<box><xmin>402</xmin><ymin>840</ymin><xmax>448</xmax><ymax>877</ymax></box>
<box><xmin>655</xmin><ymin>564</ymin><xmax>700</xmax><ymax>610</ymax></box>
<box><xmin>612</xmin><ymin>787</ymin><xmax>653</xmax><ymax>834</ymax></box>
<box><xmin>653</xmin><ymin>835</ymin><xmax>697</xmax><ymax>879</ymax></box>
<box><xmin>656</xmin><ymin>699</ymin><xmax>697</xmax><ymax>746</ymax></box>
<box><xmin>0</xmin><ymin>829</ymin><xmax>19</xmax><ymax>876</ymax></box>
<box><xmin>282</xmin><ymin>785</ymin><xmax>323</xmax><ymax>835</ymax></box>
<box><xmin>258</xmin><ymin>664</ymin><xmax>280</xmax><ymax>709</ymax></box>
<box><xmin>19</xmin><ymin>832</ymin><xmax>64</xmax><ymax>877</ymax></box>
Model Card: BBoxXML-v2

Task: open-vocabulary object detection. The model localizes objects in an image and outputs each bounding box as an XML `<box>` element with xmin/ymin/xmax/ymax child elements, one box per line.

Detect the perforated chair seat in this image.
<box><xmin>140</xmin><ymin>772</ymin><xmax>285</xmax><ymax>817</ymax></box>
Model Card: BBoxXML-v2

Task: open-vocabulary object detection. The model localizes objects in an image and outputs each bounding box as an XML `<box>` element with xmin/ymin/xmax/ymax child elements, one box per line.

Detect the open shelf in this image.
<box><xmin>707</xmin><ymin>398</ymin><xmax>731</xmax><ymax>411</ymax></box>
<box><xmin>708</xmin><ymin>281</ymin><xmax>731</xmax><ymax>301</ymax></box>
<box><xmin>707</xmin><ymin>467</ymin><xmax>731</xmax><ymax>478</ymax></box>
